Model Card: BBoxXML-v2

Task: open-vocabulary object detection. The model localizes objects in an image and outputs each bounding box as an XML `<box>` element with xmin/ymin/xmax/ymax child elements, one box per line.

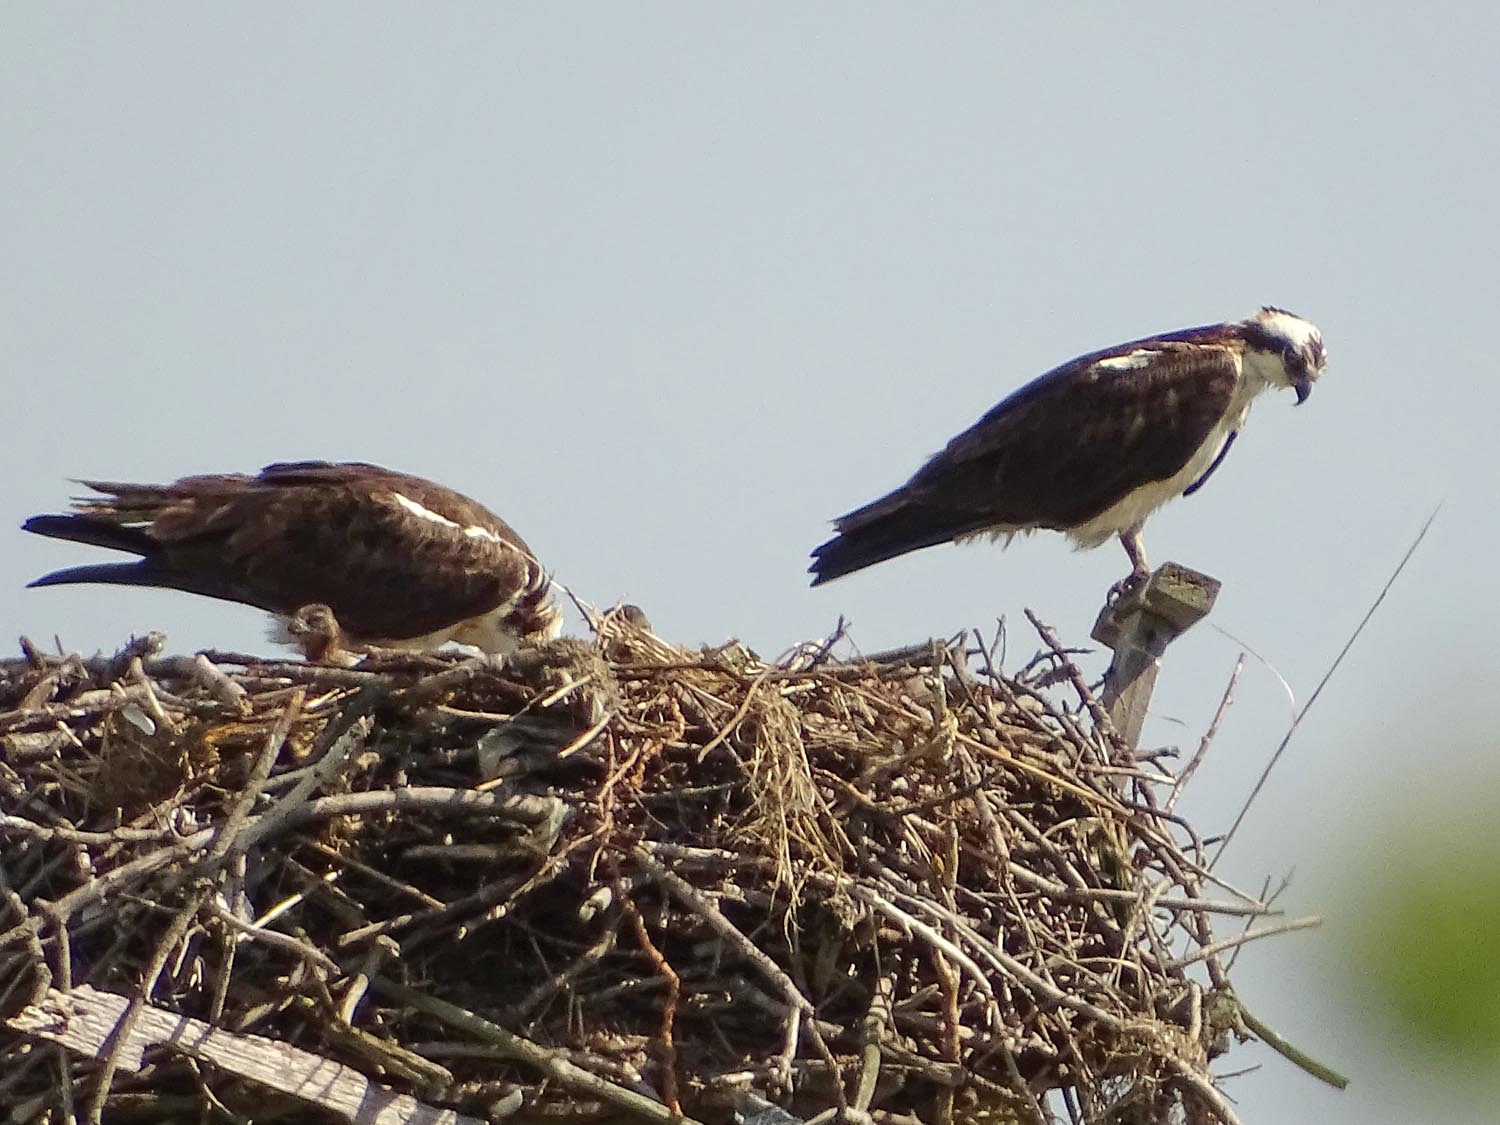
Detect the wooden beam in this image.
<box><xmin>8</xmin><ymin>984</ymin><xmax>482</xmax><ymax>1125</ymax></box>
<box><xmin>1091</xmin><ymin>563</ymin><xmax>1221</xmax><ymax>750</ymax></box>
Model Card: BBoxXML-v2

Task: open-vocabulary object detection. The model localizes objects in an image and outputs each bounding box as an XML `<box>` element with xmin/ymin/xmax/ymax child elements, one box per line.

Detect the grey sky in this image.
<box><xmin>5</xmin><ymin>6</ymin><xmax>1498</xmax><ymax>1121</ymax></box>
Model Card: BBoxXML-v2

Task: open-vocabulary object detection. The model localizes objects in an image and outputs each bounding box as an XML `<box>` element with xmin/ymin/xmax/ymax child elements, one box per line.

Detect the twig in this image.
<box><xmin>870</xmin><ymin>877</ymin><xmax>1122</xmax><ymax>1027</ymax></box>
<box><xmin>554</xmin><ymin>709</ymin><xmax>614</xmax><ymax>761</ymax></box>
<box><xmin>85</xmin><ymin>884</ymin><xmax>211</xmax><ymax>1123</ymax></box>
<box><xmin>1165</xmin><ymin>916</ymin><xmax>1322</xmax><ymax>971</ymax></box>
<box><xmin>1166</xmin><ymin>656</ymin><xmax>1242</xmax><ymax>814</ymax></box>
<box><xmin>1236</xmin><ymin>1001</ymin><xmax>1350</xmax><ymax>1090</ymax></box>
<box><xmin>633</xmin><ymin>846</ymin><xmax>847</xmax><ymax>1110</ymax></box>
<box><xmin>212</xmin><ymin>689</ymin><xmax>304</xmax><ymax>862</ymax></box>
<box><xmin>1166</xmin><ymin>1057</ymin><xmax>1245</xmax><ymax>1125</ymax></box>
<box><xmin>370</xmin><ymin>976</ymin><xmax>702</xmax><ymax>1124</ymax></box>
<box><xmin>206</xmin><ymin>900</ymin><xmax>340</xmax><ymax>976</ymax></box>
<box><xmin>694</xmin><ymin>666</ymin><xmax>773</xmax><ymax>764</ymax></box>
<box><xmin>512</xmin><ymin>923</ymin><xmax>620</xmax><ymax>1022</ymax></box>
<box><xmin>1213</xmin><ymin>505</ymin><xmax>1439</xmax><ymax>866</ymax></box>
<box><xmin>40</xmin><ymin>786</ymin><xmax>558</xmax><ymax>931</ymax></box>
<box><xmin>619</xmin><ymin>882</ymin><xmax>683</xmax><ymax>1115</ymax></box>
<box><xmin>1023</xmin><ymin>610</ymin><xmax>1114</xmax><ymax>743</ymax></box>
<box><xmin>190</xmin><ymin>654</ymin><xmax>251</xmax><ymax>711</ymax></box>
<box><xmin>852</xmin><ymin>976</ymin><xmax>893</xmax><ymax>1113</ymax></box>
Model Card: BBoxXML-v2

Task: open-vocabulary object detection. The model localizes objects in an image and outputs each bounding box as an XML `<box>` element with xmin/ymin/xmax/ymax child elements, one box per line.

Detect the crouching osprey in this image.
<box><xmin>23</xmin><ymin>461</ymin><xmax>561</xmax><ymax>663</ymax></box>
<box><xmin>810</xmin><ymin>307</ymin><xmax>1327</xmax><ymax>590</ymax></box>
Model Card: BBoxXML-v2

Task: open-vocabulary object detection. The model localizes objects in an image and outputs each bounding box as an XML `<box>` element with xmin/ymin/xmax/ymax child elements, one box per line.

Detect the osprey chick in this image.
<box><xmin>810</xmin><ymin>307</ymin><xmax>1327</xmax><ymax>588</ymax></box>
<box><xmin>24</xmin><ymin>461</ymin><xmax>561</xmax><ymax>663</ymax></box>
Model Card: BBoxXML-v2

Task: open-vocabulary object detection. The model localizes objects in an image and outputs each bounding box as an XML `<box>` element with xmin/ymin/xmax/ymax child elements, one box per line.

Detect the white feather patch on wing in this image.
<box><xmin>1095</xmin><ymin>348</ymin><xmax>1161</xmax><ymax>371</ymax></box>
<box><xmin>391</xmin><ymin>491</ymin><xmax>503</xmax><ymax>543</ymax></box>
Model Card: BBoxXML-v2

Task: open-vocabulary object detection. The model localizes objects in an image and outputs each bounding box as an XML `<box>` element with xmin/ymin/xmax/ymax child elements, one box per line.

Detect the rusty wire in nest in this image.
<box><xmin>0</xmin><ymin>609</ymin><xmax>1316</xmax><ymax>1124</ymax></box>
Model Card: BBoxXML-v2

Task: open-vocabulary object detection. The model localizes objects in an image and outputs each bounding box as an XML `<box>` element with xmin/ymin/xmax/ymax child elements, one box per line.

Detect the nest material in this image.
<box><xmin>0</xmin><ymin>611</ymin><xmax>1285</xmax><ymax>1125</ymax></box>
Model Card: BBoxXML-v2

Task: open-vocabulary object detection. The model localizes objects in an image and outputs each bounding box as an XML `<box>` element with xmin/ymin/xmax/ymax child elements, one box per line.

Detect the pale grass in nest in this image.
<box><xmin>730</xmin><ymin>684</ymin><xmax>850</xmax><ymax>900</ymax></box>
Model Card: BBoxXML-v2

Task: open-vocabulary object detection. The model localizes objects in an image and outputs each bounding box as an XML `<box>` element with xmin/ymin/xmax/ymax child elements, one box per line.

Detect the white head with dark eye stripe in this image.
<box><xmin>1242</xmin><ymin>306</ymin><xmax>1327</xmax><ymax>404</ymax></box>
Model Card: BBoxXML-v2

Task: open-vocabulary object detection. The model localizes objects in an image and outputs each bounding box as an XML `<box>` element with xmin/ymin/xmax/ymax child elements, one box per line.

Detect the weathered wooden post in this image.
<box><xmin>1091</xmin><ymin>562</ymin><xmax>1220</xmax><ymax>749</ymax></box>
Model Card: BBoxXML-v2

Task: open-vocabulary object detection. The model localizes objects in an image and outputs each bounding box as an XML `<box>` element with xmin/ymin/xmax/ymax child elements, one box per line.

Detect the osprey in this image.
<box><xmin>810</xmin><ymin>307</ymin><xmax>1327</xmax><ymax>589</ymax></box>
<box><xmin>23</xmin><ymin>461</ymin><xmax>561</xmax><ymax>662</ymax></box>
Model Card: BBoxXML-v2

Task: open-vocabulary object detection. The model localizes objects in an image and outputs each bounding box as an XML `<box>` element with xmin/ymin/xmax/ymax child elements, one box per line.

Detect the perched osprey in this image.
<box><xmin>23</xmin><ymin>461</ymin><xmax>561</xmax><ymax>662</ymax></box>
<box><xmin>810</xmin><ymin>307</ymin><xmax>1327</xmax><ymax>589</ymax></box>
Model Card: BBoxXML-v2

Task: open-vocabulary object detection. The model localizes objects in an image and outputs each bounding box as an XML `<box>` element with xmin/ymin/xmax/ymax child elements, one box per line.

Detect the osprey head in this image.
<box><xmin>1245</xmin><ymin>306</ymin><xmax>1327</xmax><ymax>405</ymax></box>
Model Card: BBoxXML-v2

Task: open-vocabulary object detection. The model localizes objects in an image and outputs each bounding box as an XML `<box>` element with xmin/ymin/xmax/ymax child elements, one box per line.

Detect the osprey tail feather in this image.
<box><xmin>22</xmin><ymin>514</ymin><xmax>234</xmax><ymax>602</ymax></box>
<box><xmin>22</xmin><ymin>514</ymin><xmax>156</xmax><ymax>558</ymax></box>
<box><xmin>809</xmin><ymin>499</ymin><xmax>971</xmax><ymax>585</ymax></box>
<box><xmin>27</xmin><ymin>560</ymin><xmax>176</xmax><ymax>591</ymax></box>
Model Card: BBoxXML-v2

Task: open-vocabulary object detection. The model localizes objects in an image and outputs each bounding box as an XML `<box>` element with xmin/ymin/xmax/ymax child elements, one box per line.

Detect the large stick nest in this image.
<box><xmin>0</xmin><ymin>610</ymin><xmax>1287</xmax><ymax>1124</ymax></box>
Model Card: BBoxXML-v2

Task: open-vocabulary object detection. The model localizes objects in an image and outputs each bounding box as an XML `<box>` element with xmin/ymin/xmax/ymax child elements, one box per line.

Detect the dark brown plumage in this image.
<box><xmin>24</xmin><ymin>461</ymin><xmax>560</xmax><ymax>660</ymax></box>
<box><xmin>810</xmin><ymin>308</ymin><xmax>1327</xmax><ymax>586</ymax></box>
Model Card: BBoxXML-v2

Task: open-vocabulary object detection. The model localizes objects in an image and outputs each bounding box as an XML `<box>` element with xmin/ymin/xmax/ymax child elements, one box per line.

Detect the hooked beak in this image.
<box><xmin>1292</xmin><ymin>377</ymin><xmax>1312</xmax><ymax>405</ymax></box>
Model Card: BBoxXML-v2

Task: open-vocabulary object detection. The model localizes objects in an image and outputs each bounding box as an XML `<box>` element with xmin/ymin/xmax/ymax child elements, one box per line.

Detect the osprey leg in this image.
<box><xmin>1118</xmin><ymin>524</ymin><xmax>1151</xmax><ymax>578</ymax></box>
<box><xmin>1107</xmin><ymin>524</ymin><xmax>1153</xmax><ymax>602</ymax></box>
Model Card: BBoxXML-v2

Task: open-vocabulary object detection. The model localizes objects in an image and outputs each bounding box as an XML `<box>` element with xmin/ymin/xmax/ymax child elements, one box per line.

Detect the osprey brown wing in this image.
<box><xmin>915</xmin><ymin>342</ymin><xmax>1242</xmax><ymax>527</ymax></box>
<box><xmin>810</xmin><ymin>343</ymin><xmax>1241</xmax><ymax>583</ymax></box>
<box><xmin>26</xmin><ymin>462</ymin><xmax>546</xmax><ymax>644</ymax></box>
